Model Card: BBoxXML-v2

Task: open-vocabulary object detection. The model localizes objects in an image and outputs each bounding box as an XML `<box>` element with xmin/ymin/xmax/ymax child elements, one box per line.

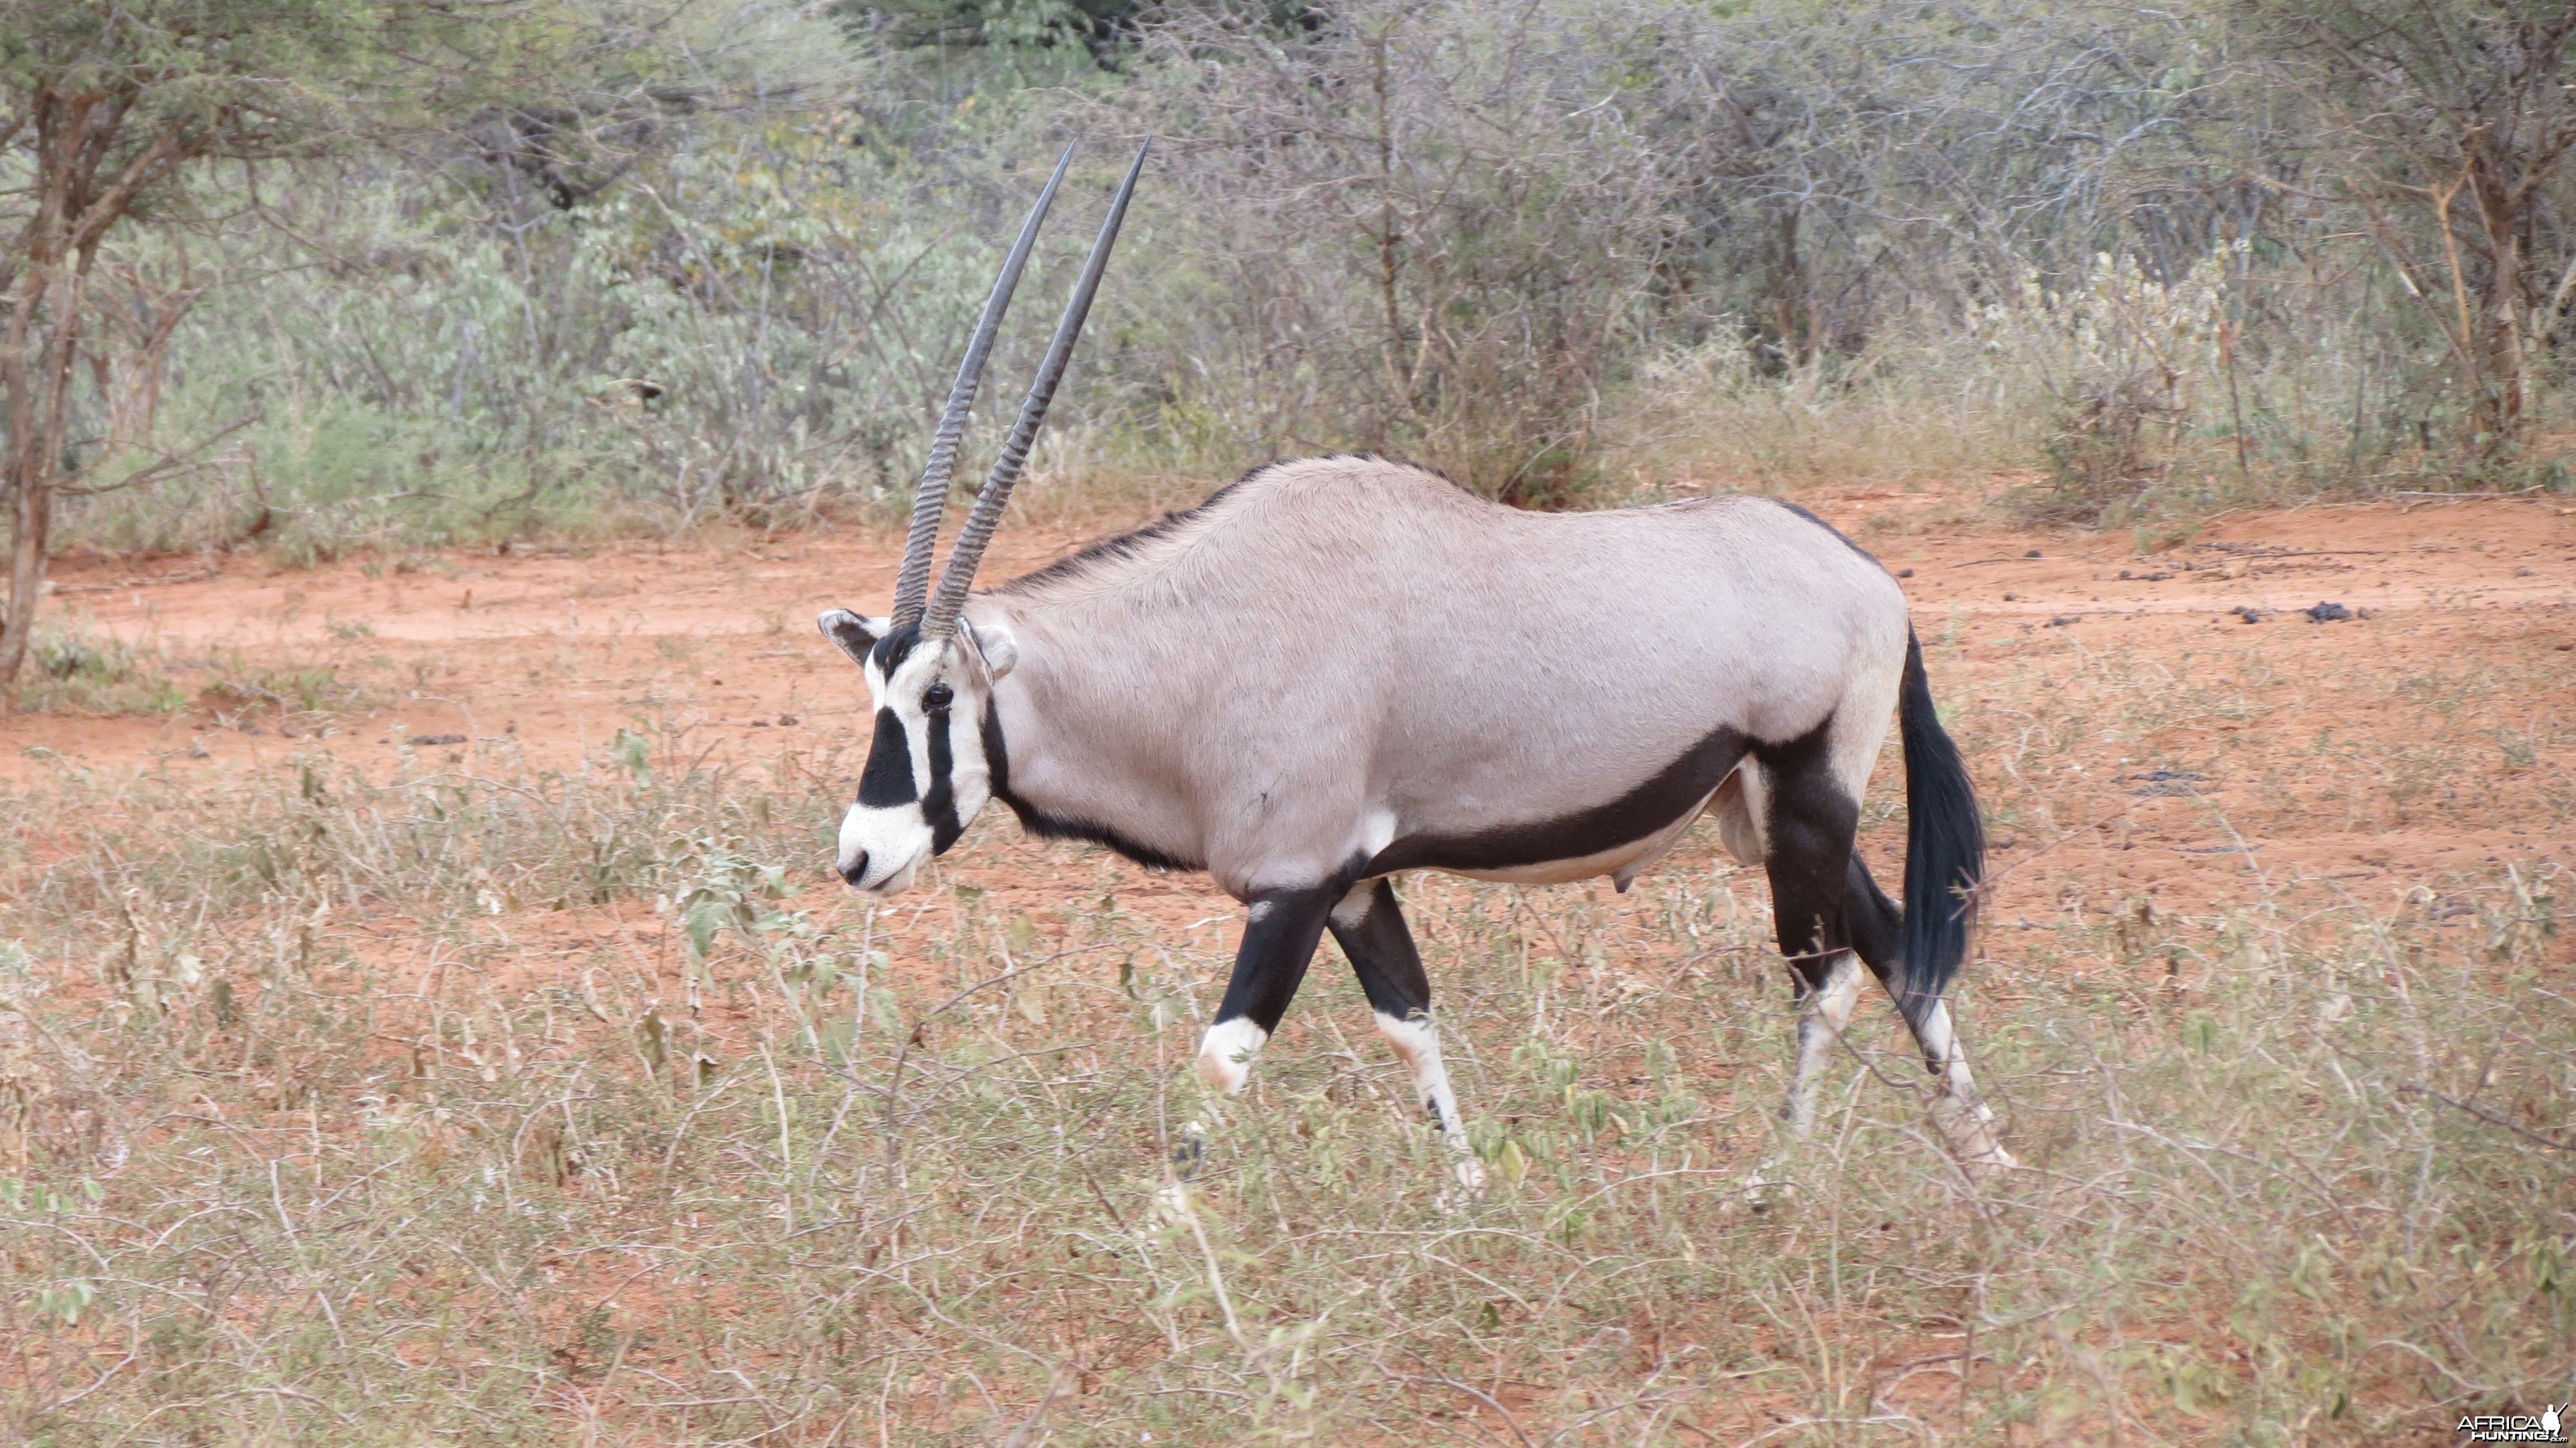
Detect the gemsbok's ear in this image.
<box><xmin>967</xmin><ymin>620</ymin><xmax>1019</xmax><ymax>681</ymax></box>
<box><xmin>818</xmin><ymin>609</ymin><xmax>889</xmax><ymax>665</ymax></box>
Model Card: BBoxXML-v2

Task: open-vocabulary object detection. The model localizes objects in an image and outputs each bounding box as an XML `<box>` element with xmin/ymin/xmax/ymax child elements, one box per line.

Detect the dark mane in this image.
<box><xmin>1765</xmin><ymin>497</ymin><xmax>1888</xmax><ymax>569</ymax></box>
<box><xmin>994</xmin><ymin>454</ymin><xmax>1466</xmax><ymax>598</ymax></box>
<box><xmin>994</xmin><ymin>476</ymin><xmax>1248</xmax><ymax>596</ymax></box>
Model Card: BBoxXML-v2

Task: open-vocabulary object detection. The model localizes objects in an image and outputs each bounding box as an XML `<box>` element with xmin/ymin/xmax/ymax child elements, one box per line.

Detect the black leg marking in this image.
<box><xmin>1197</xmin><ymin>881</ymin><xmax>1345</xmax><ymax>1096</ymax></box>
<box><xmin>1329</xmin><ymin>879</ymin><xmax>1430</xmax><ymax>1022</ymax></box>
<box><xmin>1842</xmin><ymin>852</ymin><xmax>1903</xmax><ymax>987</ymax></box>
<box><xmin>1330</xmin><ymin>879</ymin><xmax>1479</xmax><ymax>1179</ymax></box>
<box><xmin>1840</xmin><ymin>822</ymin><xmax>1966</xmax><ymax>1079</ymax></box>
<box><xmin>1329</xmin><ymin>879</ymin><xmax>1444</xmax><ymax>1127</ymax></box>
<box><xmin>1754</xmin><ymin>719</ymin><xmax>1860</xmax><ymax>989</ymax></box>
<box><xmin>1213</xmin><ymin>885</ymin><xmax>1340</xmax><ymax>1036</ymax></box>
<box><xmin>1756</xmin><ymin>719</ymin><xmax>1872</xmax><ymax>1136</ymax></box>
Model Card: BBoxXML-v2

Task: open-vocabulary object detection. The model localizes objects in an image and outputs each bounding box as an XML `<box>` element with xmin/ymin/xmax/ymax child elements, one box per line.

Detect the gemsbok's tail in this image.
<box><xmin>1897</xmin><ymin>627</ymin><xmax>1984</xmax><ymax>1027</ymax></box>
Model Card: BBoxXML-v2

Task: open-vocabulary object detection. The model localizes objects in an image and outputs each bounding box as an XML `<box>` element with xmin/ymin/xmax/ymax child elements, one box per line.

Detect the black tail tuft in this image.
<box><xmin>1897</xmin><ymin>628</ymin><xmax>1984</xmax><ymax>1027</ymax></box>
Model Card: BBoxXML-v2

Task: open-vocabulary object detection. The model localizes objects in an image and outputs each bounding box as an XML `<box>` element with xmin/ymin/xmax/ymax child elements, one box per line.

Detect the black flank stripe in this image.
<box><xmin>1365</xmin><ymin>724</ymin><xmax>1748</xmax><ymax>876</ymax></box>
<box><xmin>857</xmin><ymin>710</ymin><xmax>916</xmax><ymax>806</ymax></box>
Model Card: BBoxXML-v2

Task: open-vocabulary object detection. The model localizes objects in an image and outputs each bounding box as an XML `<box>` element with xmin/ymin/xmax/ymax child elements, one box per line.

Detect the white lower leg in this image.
<box><xmin>1785</xmin><ymin>953</ymin><xmax>1862</xmax><ymax>1138</ymax></box>
<box><xmin>1195</xmin><ymin>1017</ymin><xmax>1269</xmax><ymax>1096</ymax></box>
<box><xmin>1374</xmin><ymin>1011</ymin><xmax>1467</xmax><ymax>1146</ymax></box>
<box><xmin>1374</xmin><ymin>1009</ymin><xmax>1484</xmax><ymax>1190</ymax></box>
<box><xmin>1916</xmin><ymin>998</ymin><xmax>2014</xmax><ymax>1164</ymax></box>
<box><xmin>1913</xmin><ymin>1000</ymin><xmax>1989</xmax><ymax>1118</ymax></box>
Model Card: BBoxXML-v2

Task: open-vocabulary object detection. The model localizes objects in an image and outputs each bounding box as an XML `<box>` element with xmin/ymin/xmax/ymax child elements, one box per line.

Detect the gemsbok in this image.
<box><xmin>819</xmin><ymin>141</ymin><xmax>2011</xmax><ymax>1184</ymax></box>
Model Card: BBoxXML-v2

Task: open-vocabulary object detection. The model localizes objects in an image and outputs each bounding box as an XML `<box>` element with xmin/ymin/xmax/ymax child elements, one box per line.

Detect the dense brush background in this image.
<box><xmin>37</xmin><ymin>0</ymin><xmax>2576</xmax><ymax>568</ymax></box>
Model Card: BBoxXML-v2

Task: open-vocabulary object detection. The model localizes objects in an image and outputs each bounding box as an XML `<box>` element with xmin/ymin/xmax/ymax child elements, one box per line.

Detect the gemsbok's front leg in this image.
<box><xmin>1327</xmin><ymin>879</ymin><xmax>1484</xmax><ymax>1192</ymax></box>
<box><xmin>1193</xmin><ymin>884</ymin><xmax>1339</xmax><ymax>1097</ymax></box>
<box><xmin>1170</xmin><ymin>884</ymin><xmax>1338</xmax><ymax>1188</ymax></box>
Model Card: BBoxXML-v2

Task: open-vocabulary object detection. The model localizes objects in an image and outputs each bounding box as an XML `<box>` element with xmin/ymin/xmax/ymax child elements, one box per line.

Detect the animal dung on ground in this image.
<box><xmin>2130</xmin><ymin>768</ymin><xmax>2211</xmax><ymax>797</ymax></box>
<box><xmin>2303</xmin><ymin>601</ymin><xmax>2354</xmax><ymax>622</ymax></box>
<box><xmin>2231</xmin><ymin>605</ymin><xmax>2265</xmax><ymax>624</ymax></box>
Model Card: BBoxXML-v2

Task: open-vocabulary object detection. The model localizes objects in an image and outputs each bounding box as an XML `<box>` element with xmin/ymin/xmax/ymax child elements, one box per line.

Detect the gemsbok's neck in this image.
<box><xmin>969</xmin><ymin>595</ymin><xmax>1208</xmax><ymax>875</ymax></box>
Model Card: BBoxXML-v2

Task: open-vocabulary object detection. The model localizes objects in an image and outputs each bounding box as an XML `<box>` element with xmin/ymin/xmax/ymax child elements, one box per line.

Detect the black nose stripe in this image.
<box><xmin>857</xmin><ymin>709</ymin><xmax>916</xmax><ymax>806</ymax></box>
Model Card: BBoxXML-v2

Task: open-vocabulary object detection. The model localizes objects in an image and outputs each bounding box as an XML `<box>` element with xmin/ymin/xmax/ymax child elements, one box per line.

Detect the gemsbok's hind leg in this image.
<box><xmin>1840</xmin><ymin>855</ymin><xmax>2015</xmax><ymax>1167</ymax></box>
<box><xmin>1902</xmin><ymin>993</ymin><xmax>2014</xmax><ymax>1167</ymax></box>
<box><xmin>1785</xmin><ymin>951</ymin><xmax>1864</xmax><ymax>1137</ymax></box>
<box><xmin>1327</xmin><ymin>878</ymin><xmax>1483</xmax><ymax>1191</ymax></box>
<box><xmin>1754</xmin><ymin>726</ymin><xmax>1871</xmax><ymax>1139</ymax></box>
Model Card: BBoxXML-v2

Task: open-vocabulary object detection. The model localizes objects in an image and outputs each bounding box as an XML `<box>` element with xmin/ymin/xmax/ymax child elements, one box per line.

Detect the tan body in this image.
<box><xmin>826</xmin><ymin>458</ymin><xmax>2005</xmax><ymax>1183</ymax></box>
<box><xmin>973</xmin><ymin>455</ymin><xmax>1908</xmax><ymax>900</ymax></box>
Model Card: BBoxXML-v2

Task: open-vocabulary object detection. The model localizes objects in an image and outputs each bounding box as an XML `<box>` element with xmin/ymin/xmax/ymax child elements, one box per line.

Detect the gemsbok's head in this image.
<box><xmin>819</xmin><ymin>141</ymin><xmax>1144</xmax><ymax>892</ymax></box>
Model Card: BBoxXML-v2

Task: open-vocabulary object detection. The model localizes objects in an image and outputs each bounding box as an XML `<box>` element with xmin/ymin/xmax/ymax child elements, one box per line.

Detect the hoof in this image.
<box><xmin>1735</xmin><ymin>1157</ymin><xmax>1797</xmax><ymax>1214</ymax></box>
<box><xmin>1962</xmin><ymin>1142</ymin><xmax>2020</xmax><ymax>1174</ymax></box>
<box><xmin>1452</xmin><ymin>1152</ymin><xmax>1488</xmax><ymax>1194</ymax></box>
<box><xmin>1434</xmin><ymin>1152</ymin><xmax>1488</xmax><ymax>1212</ymax></box>
<box><xmin>1933</xmin><ymin>1100</ymin><xmax>2017</xmax><ymax>1173</ymax></box>
<box><xmin>1148</xmin><ymin>1179</ymin><xmax>1194</xmax><ymax>1228</ymax></box>
<box><xmin>1170</xmin><ymin>1120</ymin><xmax>1207</xmax><ymax>1181</ymax></box>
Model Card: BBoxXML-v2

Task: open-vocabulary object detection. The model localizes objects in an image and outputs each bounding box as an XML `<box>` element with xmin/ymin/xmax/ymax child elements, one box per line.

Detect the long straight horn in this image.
<box><xmin>889</xmin><ymin>142</ymin><xmax>1078</xmax><ymax>629</ymax></box>
<box><xmin>923</xmin><ymin>140</ymin><xmax>1149</xmax><ymax>640</ymax></box>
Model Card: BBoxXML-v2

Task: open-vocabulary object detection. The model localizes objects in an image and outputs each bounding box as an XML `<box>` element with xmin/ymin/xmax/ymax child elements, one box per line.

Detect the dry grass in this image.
<box><xmin>0</xmin><ymin>642</ymin><xmax>2567</xmax><ymax>1445</ymax></box>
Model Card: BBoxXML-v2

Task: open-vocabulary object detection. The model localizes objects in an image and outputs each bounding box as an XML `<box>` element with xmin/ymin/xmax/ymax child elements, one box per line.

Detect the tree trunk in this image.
<box><xmin>0</xmin><ymin>77</ymin><xmax>184</xmax><ymax>687</ymax></box>
<box><xmin>0</xmin><ymin>242</ymin><xmax>90</xmax><ymax>685</ymax></box>
<box><xmin>1370</xmin><ymin>22</ymin><xmax>1406</xmax><ymax>455</ymax></box>
<box><xmin>1</xmin><ymin>458</ymin><xmax>53</xmax><ymax>684</ymax></box>
<box><xmin>2472</xmin><ymin>186</ymin><xmax>2527</xmax><ymax>455</ymax></box>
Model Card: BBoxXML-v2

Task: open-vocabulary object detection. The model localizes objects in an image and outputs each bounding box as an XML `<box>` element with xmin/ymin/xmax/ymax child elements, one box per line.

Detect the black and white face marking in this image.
<box><xmin>817</xmin><ymin>609</ymin><xmax>1018</xmax><ymax>893</ymax></box>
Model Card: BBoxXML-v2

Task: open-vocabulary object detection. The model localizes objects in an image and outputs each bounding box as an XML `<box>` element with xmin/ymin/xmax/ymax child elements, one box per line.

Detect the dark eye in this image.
<box><xmin>922</xmin><ymin>682</ymin><xmax>954</xmax><ymax>711</ymax></box>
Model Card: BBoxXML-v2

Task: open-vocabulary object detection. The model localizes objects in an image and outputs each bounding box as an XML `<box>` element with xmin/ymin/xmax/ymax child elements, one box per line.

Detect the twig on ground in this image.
<box><xmin>2394</xmin><ymin>1080</ymin><xmax>2573</xmax><ymax>1154</ymax></box>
